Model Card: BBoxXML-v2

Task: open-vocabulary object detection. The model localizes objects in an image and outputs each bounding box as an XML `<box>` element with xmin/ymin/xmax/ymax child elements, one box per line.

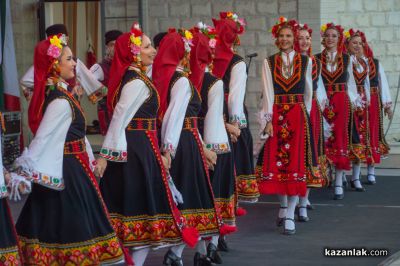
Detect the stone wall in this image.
<box><xmin>145</xmin><ymin>0</ymin><xmax>299</xmax><ymax>137</ymax></box>
<box><xmin>321</xmin><ymin>0</ymin><xmax>400</xmax><ymax>142</ymax></box>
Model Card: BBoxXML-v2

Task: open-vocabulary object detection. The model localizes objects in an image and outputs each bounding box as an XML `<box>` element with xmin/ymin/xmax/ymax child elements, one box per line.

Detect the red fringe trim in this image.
<box><xmin>236</xmin><ymin>207</ymin><xmax>247</xmax><ymax>217</ymax></box>
<box><xmin>258</xmin><ymin>180</ymin><xmax>307</xmax><ymax>197</ymax></box>
<box><xmin>219</xmin><ymin>224</ymin><xmax>237</xmax><ymax>236</ymax></box>
<box><xmin>182</xmin><ymin>227</ymin><xmax>199</xmax><ymax>248</ymax></box>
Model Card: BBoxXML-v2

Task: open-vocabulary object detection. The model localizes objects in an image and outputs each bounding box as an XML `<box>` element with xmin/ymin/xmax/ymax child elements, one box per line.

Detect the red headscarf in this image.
<box><xmin>152</xmin><ymin>30</ymin><xmax>186</xmax><ymax>119</ymax></box>
<box><xmin>28</xmin><ymin>39</ymin><xmax>59</xmax><ymax>134</ymax></box>
<box><xmin>106</xmin><ymin>32</ymin><xmax>134</xmax><ymax>114</ymax></box>
<box><xmin>188</xmin><ymin>29</ymin><xmax>212</xmax><ymax>92</ymax></box>
<box><xmin>212</xmin><ymin>17</ymin><xmax>241</xmax><ymax>78</ymax></box>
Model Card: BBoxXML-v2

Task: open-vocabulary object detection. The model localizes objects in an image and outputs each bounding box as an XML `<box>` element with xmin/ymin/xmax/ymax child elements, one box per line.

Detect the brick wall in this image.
<box><xmin>321</xmin><ymin>0</ymin><xmax>400</xmax><ymax>141</ymax></box>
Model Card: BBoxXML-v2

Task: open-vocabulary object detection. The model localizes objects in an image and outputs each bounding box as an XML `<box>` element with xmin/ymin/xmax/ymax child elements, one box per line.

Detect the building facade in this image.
<box><xmin>10</xmin><ymin>0</ymin><xmax>400</xmax><ymax>144</ymax></box>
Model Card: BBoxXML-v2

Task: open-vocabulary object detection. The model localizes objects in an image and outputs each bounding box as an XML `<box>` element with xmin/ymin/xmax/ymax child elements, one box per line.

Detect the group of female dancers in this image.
<box><xmin>0</xmin><ymin>12</ymin><xmax>392</xmax><ymax>266</ymax></box>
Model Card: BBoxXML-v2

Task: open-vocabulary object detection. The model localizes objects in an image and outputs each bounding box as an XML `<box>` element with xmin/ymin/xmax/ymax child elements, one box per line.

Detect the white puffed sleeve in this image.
<box><xmin>89</xmin><ymin>63</ymin><xmax>105</xmax><ymax>82</ymax></box>
<box><xmin>316</xmin><ymin>75</ymin><xmax>328</xmax><ymax>111</ymax></box>
<box><xmin>85</xmin><ymin>137</ymin><xmax>96</xmax><ymax>171</ymax></box>
<box><xmin>203</xmin><ymin>79</ymin><xmax>230</xmax><ymax>154</ymax></box>
<box><xmin>100</xmin><ymin>79</ymin><xmax>149</xmax><ymax>161</ymax></box>
<box><xmin>259</xmin><ymin>58</ymin><xmax>274</xmax><ymax>134</ymax></box>
<box><xmin>15</xmin><ymin>99</ymin><xmax>72</xmax><ymax>190</ymax></box>
<box><xmin>146</xmin><ymin>65</ymin><xmax>153</xmax><ymax>79</ymax></box>
<box><xmin>379</xmin><ymin>62</ymin><xmax>392</xmax><ymax>109</ymax></box>
<box><xmin>20</xmin><ymin>65</ymin><xmax>34</xmax><ymax>89</ymax></box>
<box><xmin>347</xmin><ymin>58</ymin><xmax>362</xmax><ymax>107</ymax></box>
<box><xmin>228</xmin><ymin>61</ymin><xmax>247</xmax><ymax>128</ymax></box>
<box><xmin>304</xmin><ymin>58</ymin><xmax>313</xmax><ymax>114</ymax></box>
<box><xmin>161</xmin><ymin>77</ymin><xmax>192</xmax><ymax>157</ymax></box>
<box><xmin>76</xmin><ymin>59</ymin><xmax>107</xmax><ymax>104</ymax></box>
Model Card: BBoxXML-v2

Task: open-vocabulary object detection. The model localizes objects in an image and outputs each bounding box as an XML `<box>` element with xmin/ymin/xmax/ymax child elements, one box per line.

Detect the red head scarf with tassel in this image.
<box><xmin>188</xmin><ymin>29</ymin><xmax>212</xmax><ymax>92</ymax></box>
<box><xmin>152</xmin><ymin>30</ymin><xmax>186</xmax><ymax>119</ymax></box>
<box><xmin>212</xmin><ymin>12</ymin><xmax>245</xmax><ymax>78</ymax></box>
<box><xmin>107</xmin><ymin>23</ymin><xmax>144</xmax><ymax>115</ymax></box>
<box><xmin>29</xmin><ymin>34</ymin><xmax>67</xmax><ymax>134</ymax></box>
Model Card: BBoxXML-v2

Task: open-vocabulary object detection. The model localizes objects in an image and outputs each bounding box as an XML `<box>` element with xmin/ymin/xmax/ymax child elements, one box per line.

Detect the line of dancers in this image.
<box><xmin>0</xmin><ymin>12</ymin><xmax>392</xmax><ymax>266</ymax></box>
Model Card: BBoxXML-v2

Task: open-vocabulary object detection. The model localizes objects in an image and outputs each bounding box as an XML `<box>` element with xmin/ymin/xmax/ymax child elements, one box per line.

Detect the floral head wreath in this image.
<box><xmin>196</xmin><ymin>22</ymin><xmax>218</xmax><ymax>49</ymax></box>
<box><xmin>219</xmin><ymin>11</ymin><xmax>246</xmax><ymax>34</ymax></box>
<box><xmin>46</xmin><ymin>34</ymin><xmax>68</xmax><ymax>75</ymax></box>
<box><xmin>168</xmin><ymin>28</ymin><xmax>194</xmax><ymax>74</ymax></box>
<box><xmin>129</xmin><ymin>22</ymin><xmax>145</xmax><ymax>70</ymax></box>
<box><xmin>344</xmin><ymin>28</ymin><xmax>365</xmax><ymax>43</ymax></box>
<box><xmin>320</xmin><ymin>22</ymin><xmax>345</xmax><ymax>51</ymax></box>
<box><xmin>271</xmin><ymin>16</ymin><xmax>299</xmax><ymax>39</ymax></box>
<box><xmin>298</xmin><ymin>23</ymin><xmax>312</xmax><ymax>36</ymax></box>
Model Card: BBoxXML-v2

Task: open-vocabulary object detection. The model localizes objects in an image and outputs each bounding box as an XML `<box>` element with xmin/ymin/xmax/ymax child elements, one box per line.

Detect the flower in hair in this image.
<box><xmin>47</xmin><ymin>34</ymin><xmax>67</xmax><ymax>59</ymax></box>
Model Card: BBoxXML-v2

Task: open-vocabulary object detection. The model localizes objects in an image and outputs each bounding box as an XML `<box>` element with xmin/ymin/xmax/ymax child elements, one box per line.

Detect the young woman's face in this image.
<box><xmin>58</xmin><ymin>46</ymin><xmax>76</xmax><ymax>80</ymax></box>
<box><xmin>324</xmin><ymin>28</ymin><xmax>339</xmax><ymax>50</ymax></box>
<box><xmin>298</xmin><ymin>29</ymin><xmax>311</xmax><ymax>53</ymax></box>
<box><xmin>347</xmin><ymin>36</ymin><xmax>363</xmax><ymax>56</ymax></box>
<box><xmin>140</xmin><ymin>35</ymin><xmax>156</xmax><ymax>66</ymax></box>
<box><xmin>277</xmin><ymin>27</ymin><xmax>294</xmax><ymax>52</ymax></box>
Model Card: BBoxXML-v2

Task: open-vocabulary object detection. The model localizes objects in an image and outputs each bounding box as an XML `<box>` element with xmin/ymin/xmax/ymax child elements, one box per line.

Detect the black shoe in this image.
<box><xmin>296</xmin><ymin>207</ymin><xmax>310</xmax><ymax>222</ymax></box>
<box><xmin>276</xmin><ymin>206</ymin><xmax>287</xmax><ymax>227</ymax></box>
<box><xmin>282</xmin><ymin>218</ymin><xmax>296</xmax><ymax>235</ymax></box>
<box><xmin>366</xmin><ymin>174</ymin><xmax>376</xmax><ymax>185</ymax></box>
<box><xmin>194</xmin><ymin>252</ymin><xmax>211</xmax><ymax>266</ymax></box>
<box><xmin>333</xmin><ymin>185</ymin><xmax>344</xmax><ymax>200</ymax></box>
<box><xmin>207</xmin><ymin>243</ymin><xmax>222</xmax><ymax>264</ymax></box>
<box><xmin>217</xmin><ymin>236</ymin><xmax>229</xmax><ymax>252</ymax></box>
<box><xmin>350</xmin><ymin>179</ymin><xmax>366</xmax><ymax>192</ymax></box>
<box><xmin>306</xmin><ymin>204</ymin><xmax>315</xmax><ymax>210</ymax></box>
<box><xmin>163</xmin><ymin>250</ymin><xmax>183</xmax><ymax>266</ymax></box>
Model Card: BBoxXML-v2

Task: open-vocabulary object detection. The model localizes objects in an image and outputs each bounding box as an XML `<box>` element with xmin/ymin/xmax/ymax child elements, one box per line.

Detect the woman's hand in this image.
<box><xmin>94</xmin><ymin>157</ymin><xmax>107</xmax><ymax>178</ymax></box>
<box><xmin>203</xmin><ymin>147</ymin><xmax>217</xmax><ymax>170</ymax></box>
<box><xmin>263</xmin><ymin>122</ymin><xmax>273</xmax><ymax>137</ymax></box>
<box><xmin>162</xmin><ymin>151</ymin><xmax>172</xmax><ymax>170</ymax></box>
<box><xmin>385</xmin><ymin>107</ymin><xmax>393</xmax><ymax>120</ymax></box>
<box><xmin>226</xmin><ymin>123</ymin><xmax>241</xmax><ymax>142</ymax></box>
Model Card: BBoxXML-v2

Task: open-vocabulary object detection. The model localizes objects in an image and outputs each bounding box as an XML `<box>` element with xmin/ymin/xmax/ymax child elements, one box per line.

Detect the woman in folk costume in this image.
<box><xmin>153</xmin><ymin>29</ymin><xmax>236</xmax><ymax>266</ymax></box>
<box><xmin>294</xmin><ymin>23</ymin><xmax>329</xmax><ymax>220</ymax></box>
<box><xmin>0</xmin><ymin>130</ymin><xmax>23</xmax><ymax>265</ymax></box>
<box><xmin>12</xmin><ymin>34</ymin><xmax>124</xmax><ymax>265</ymax></box>
<box><xmin>189</xmin><ymin>23</ymin><xmax>237</xmax><ymax>264</ymax></box>
<box><xmin>212</xmin><ymin>12</ymin><xmax>260</xmax><ymax>204</ymax></box>
<box><xmin>95</xmin><ymin>24</ymin><xmax>198</xmax><ymax>266</ymax></box>
<box><xmin>344</xmin><ymin>29</ymin><xmax>374</xmax><ymax>192</ymax></box>
<box><xmin>257</xmin><ymin>17</ymin><xmax>313</xmax><ymax>235</ymax></box>
<box><xmin>316</xmin><ymin>23</ymin><xmax>362</xmax><ymax>200</ymax></box>
<box><xmin>362</xmin><ymin>35</ymin><xmax>393</xmax><ymax>185</ymax></box>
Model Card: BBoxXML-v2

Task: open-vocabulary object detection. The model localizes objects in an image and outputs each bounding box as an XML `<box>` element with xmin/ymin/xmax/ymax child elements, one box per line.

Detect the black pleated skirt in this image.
<box><xmin>233</xmin><ymin>126</ymin><xmax>259</xmax><ymax>202</ymax></box>
<box><xmin>16</xmin><ymin>153</ymin><xmax>123</xmax><ymax>266</ymax></box>
<box><xmin>100</xmin><ymin>130</ymin><xmax>182</xmax><ymax>248</ymax></box>
<box><xmin>170</xmin><ymin>129</ymin><xmax>219</xmax><ymax>237</ymax></box>
<box><xmin>0</xmin><ymin>198</ymin><xmax>20</xmax><ymax>264</ymax></box>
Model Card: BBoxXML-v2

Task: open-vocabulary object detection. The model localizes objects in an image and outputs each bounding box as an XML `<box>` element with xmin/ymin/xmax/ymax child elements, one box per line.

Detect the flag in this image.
<box><xmin>0</xmin><ymin>0</ymin><xmax>20</xmax><ymax>111</ymax></box>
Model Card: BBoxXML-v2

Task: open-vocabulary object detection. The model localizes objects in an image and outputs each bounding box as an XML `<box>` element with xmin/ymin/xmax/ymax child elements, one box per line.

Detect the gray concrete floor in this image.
<box><xmin>8</xmin><ymin>162</ymin><xmax>400</xmax><ymax>265</ymax></box>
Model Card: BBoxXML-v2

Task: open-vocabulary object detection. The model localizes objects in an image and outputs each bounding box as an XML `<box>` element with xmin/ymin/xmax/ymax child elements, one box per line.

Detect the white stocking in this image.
<box><xmin>131</xmin><ymin>248</ymin><xmax>150</xmax><ymax>266</ymax></box>
<box><xmin>352</xmin><ymin>163</ymin><xmax>362</xmax><ymax>188</ymax></box>
<box><xmin>285</xmin><ymin>196</ymin><xmax>298</xmax><ymax>230</ymax></box>
<box><xmin>335</xmin><ymin>169</ymin><xmax>344</xmax><ymax>194</ymax></box>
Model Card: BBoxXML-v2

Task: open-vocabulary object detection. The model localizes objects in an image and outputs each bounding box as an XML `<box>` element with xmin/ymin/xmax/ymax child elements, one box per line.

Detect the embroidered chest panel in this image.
<box><xmin>269</xmin><ymin>53</ymin><xmax>307</xmax><ymax>94</ymax></box>
<box><xmin>368</xmin><ymin>58</ymin><xmax>380</xmax><ymax>87</ymax></box>
<box><xmin>319</xmin><ymin>51</ymin><xmax>349</xmax><ymax>85</ymax></box>
<box><xmin>353</xmin><ymin>58</ymin><xmax>368</xmax><ymax>85</ymax></box>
